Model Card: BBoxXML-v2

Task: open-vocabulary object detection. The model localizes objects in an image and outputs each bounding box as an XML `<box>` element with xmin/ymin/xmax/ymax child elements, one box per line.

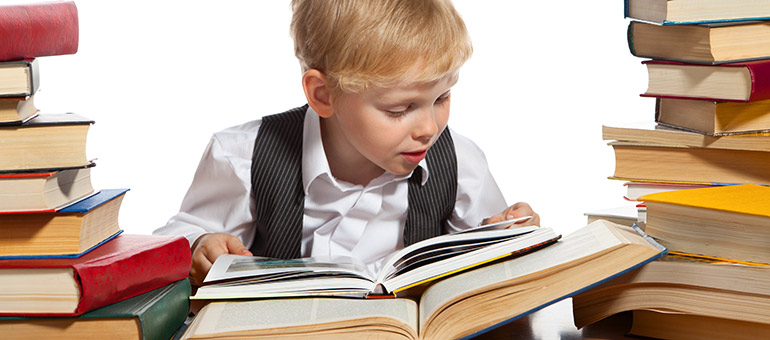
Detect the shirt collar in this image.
<box><xmin>301</xmin><ymin>106</ymin><xmax>430</xmax><ymax>194</ymax></box>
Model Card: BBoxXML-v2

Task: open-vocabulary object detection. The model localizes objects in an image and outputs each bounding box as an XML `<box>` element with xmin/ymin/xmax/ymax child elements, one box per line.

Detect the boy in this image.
<box><xmin>154</xmin><ymin>0</ymin><xmax>539</xmax><ymax>286</ymax></box>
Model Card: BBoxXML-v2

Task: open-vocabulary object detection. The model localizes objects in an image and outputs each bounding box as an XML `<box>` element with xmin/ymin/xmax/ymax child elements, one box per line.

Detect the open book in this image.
<box><xmin>195</xmin><ymin>221</ymin><xmax>559</xmax><ymax>298</ymax></box>
<box><xmin>181</xmin><ymin>220</ymin><xmax>666</xmax><ymax>340</ymax></box>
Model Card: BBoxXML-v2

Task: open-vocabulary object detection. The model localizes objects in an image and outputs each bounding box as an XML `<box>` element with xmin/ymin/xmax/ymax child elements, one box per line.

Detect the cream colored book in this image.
<box><xmin>181</xmin><ymin>220</ymin><xmax>666</xmax><ymax>340</ymax></box>
<box><xmin>573</xmin><ymin>252</ymin><xmax>770</xmax><ymax>329</ymax></box>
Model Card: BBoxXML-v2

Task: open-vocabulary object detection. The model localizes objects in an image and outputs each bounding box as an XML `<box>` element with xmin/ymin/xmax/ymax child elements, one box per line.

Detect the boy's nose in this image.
<box><xmin>411</xmin><ymin>107</ymin><xmax>438</xmax><ymax>143</ymax></box>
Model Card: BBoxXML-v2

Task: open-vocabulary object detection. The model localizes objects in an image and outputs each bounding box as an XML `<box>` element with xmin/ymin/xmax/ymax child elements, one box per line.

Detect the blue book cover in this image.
<box><xmin>60</xmin><ymin>188</ymin><xmax>130</xmax><ymax>213</ymax></box>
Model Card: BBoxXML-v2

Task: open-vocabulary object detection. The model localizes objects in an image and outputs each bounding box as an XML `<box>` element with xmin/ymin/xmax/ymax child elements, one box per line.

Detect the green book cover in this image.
<box><xmin>1</xmin><ymin>278</ymin><xmax>190</xmax><ymax>340</ymax></box>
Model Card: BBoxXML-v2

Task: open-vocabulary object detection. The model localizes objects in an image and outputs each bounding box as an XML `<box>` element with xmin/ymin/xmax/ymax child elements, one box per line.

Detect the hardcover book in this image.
<box><xmin>628</xmin><ymin>309</ymin><xmax>770</xmax><ymax>340</ymax></box>
<box><xmin>625</xmin><ymin>0</ymin><xmax>770</xmax><ymax>25</ymax></box>
<box><xmin>602</xmin><ymin>121</ymin><xmax>770</xmax><ymax>152</ymax></box>
<box><xmin>640</xmin><ymin>184</ymin><xmax>770</xmax><ymax>264</ymax></box>
<box><xmin>180</xmin><ymin>220</ymin><xmax>666</xmax><ymax>340</ymax></box>
<box><xmin>0</xmin><ymin>59</ymin><xmax>39</xmax><ymax>98</ymax></box>
<box><xmin>628</xmin><ymin>21</ymin><xmax>770</xmax><ymax>64</ymax></box>
<box><xmin>0</xmin><ymin>234</ymin><xmax>191</xmax><ymax>316</ymax></box>
<box><xmin>0</xmin><ymin>279</ymin><xmax>191</xmax><ymax>340</ymax></box>
<box><xmin>0</xmin><ymin>1</ymin><xmax>78</xmax><ymax>62</ymax></box>
<box><xmin>641</xmin><ymin>59</ymin><xmax>770</xmax><ymax>102</ymax></box>
<box><xmin>0</xmin><ymin>189</ymin><xmax>126</xmax><ymax>258</ymax></box>
<box><xmin>0</xmin><ymin>113</ymin><xmax>92</xmax><ymax>172</ymax></box>
<box><xmin>656</xmin><ymin>97</ymin><xmax>770</xmax><ymax>135</ymax></box>
<box><xmin>609</xmin><ymin>141</ymin><xmax>770</xmax><ymax>185</ymax></box>
<box><xmin>0</xmin><ymin>96</ymin><xmax>37</xmax><ymax>125</ymax></box>
<box><xmin>573</xmin><ymin>252</ymin><xmax>770</xmax><ymax>329</ymax></box>
<box><xmin>0</xmin><ymin>166</ymin><xmax>94</xmax><ymax>213</ymax></box>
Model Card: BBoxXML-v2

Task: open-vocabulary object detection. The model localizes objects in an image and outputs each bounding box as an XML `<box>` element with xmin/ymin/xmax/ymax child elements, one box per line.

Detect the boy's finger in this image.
<box><xmin>225</xmin><ymin>235</ymin><xmax>253</xmax><ymax>255</ymax></box>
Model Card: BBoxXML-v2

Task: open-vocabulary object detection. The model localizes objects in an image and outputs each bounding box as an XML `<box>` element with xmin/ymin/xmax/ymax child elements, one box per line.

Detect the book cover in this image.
<box><xmin>0</xmin><ymin>113</ymin><xmax>92</xmax><ymax>172</ymax></box>
<box><xmin>641</xmin><ymin>59</ymin><xmax>770</xmax><ymax>102</ymax></box>
<box><xmin>0</xmin><ymin>279</ymin><xmax>191</xmax><ymax>340</ymax></box>
<box><xmin>0</xmin><ymin>166</ymin><xmax>94</xmax><ymax>214</ymax></box>
<box><xmin>0</xmin><ymin>188</ymin><xmax>127</xmax><ymax>258</ymax></box>
<box><xmin>0</xmin><ymin>1</ymin><xmax>78</xmax><ymax>62</ymax></box>
<box><xmin>624</xmin><ymin>0</ymin><xmax>770</xmax><ymax>25</ymax></box>
<box><xmin>639</xmin><ymin>183</ymin><xmax>770</xmax><ymax>217</ymax></box>
<box><xmin>0</xmin><ymin>234</ymin><xmax>192</xmax><ymax>316</ymax></box>
<box><xmin>627</xmin><ymin>21</ymin><xmax>770</xmax><ymax>65</ymax></box>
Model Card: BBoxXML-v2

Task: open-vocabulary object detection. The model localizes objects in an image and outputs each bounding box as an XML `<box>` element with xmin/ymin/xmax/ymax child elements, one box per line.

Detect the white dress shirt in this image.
<box><xmin>154</xmin><ymin>107</ymin><xmax>507</xmax><ymax>274</ymax></box>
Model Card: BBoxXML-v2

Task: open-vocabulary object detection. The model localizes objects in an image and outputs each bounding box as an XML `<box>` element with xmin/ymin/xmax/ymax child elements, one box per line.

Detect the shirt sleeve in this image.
<box><xmin>445</xmin><ymin>129</ymin><xmax>508</xmax><ymax>233</ymax></box>
<box><xmin>153</xmin><ymin>122</ymin><xmax>260</xmax><ymax>249</ymax></box>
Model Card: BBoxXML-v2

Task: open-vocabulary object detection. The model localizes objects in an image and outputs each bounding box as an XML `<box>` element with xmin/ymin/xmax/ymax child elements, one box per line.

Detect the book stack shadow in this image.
<box><xmin>575</xmin><ymin>1</ymin><xmax>770</xmax><ymax>339</ymax></box>
<box><xmin>0</xmin><ymin>2</ymin><xmax>192</xmax><ymax>340</ymax></box>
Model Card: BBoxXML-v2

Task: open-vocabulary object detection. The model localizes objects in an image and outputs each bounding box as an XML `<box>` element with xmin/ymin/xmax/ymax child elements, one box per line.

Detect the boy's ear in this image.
<box><xmin>302</xmin><ymin>69</ymin><xmax>334</xmax><ymax>118</ymax></box>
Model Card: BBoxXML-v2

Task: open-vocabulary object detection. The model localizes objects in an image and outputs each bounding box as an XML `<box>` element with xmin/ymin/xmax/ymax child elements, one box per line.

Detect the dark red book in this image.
<box><xmin>641</xmin><ymin>59</ymin><xmax>770</xmax><ymax>102</ymax></box>
<box><xmin>0</xmin><ymin>1</ymin><xmax>78</xmax><ymax>61</ymax></box>
<box><xmin>0</xmin><ymin>234</ymin><xmax>191</xmax><ymax>317</ymax></box>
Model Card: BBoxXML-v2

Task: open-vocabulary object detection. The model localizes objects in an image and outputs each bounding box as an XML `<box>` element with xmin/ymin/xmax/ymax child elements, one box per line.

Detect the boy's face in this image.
<box><xmin>324</xmin><ymin>71</ymin><xmax>459</xmax><ymax>180</ymax></box>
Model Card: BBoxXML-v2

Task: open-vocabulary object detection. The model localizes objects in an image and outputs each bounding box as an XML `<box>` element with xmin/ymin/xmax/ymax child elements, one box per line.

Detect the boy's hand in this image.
<box><xmin>189</xmin><ymin>233</ymin><xmax>253</xmax><ymax>286</ymax></box>
<box><xmin>482</xmin><ymin>202</ymin><xmax>540</xmax><ymax>228</ymax></box>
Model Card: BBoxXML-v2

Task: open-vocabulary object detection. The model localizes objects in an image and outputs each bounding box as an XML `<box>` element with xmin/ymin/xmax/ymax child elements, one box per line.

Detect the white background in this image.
<box><xmin>9</xmin><ymin>1</ymin><xmax>652</xmax><ymax>236</ymax></box>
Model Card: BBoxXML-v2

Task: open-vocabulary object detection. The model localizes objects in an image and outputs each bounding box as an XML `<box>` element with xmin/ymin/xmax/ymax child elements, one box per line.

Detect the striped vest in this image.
<box><xmin>249</xmin><ymin>105</ymin><xmax>458</xmax><ymax>259</ymax></box>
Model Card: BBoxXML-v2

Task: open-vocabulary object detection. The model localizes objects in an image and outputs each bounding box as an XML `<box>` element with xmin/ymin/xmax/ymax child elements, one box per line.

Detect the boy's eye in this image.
<box><xmin>435</xmin><ymin>93</ymin><xmax>451</xmax><ymax>104</ymax></box>
<box><xmin>385</xmin><ymin>106</ymin><xmax>410</xmax><ymax>117</ymax></box>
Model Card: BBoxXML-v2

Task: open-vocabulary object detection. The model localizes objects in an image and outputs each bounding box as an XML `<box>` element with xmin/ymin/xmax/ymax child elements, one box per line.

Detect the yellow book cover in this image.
<box><xmin>639</xmin><ymin>184</ymin><xmax>770</xmax><ymax>218</ymax></box>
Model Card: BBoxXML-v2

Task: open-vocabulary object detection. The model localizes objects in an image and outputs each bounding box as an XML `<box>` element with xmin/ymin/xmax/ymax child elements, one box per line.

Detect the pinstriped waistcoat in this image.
<box><xmin>249</xmin><ymin>105</ymin><xmax>458</xmax><ymax>259</ymax></box>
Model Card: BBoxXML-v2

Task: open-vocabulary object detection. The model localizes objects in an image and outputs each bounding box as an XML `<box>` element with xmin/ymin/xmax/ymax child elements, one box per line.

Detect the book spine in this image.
<box><xmin>74</xmin><ymin>237</ymin><xmax>191</xmax><ymax>315</ymax></box>
<box><xmin>136</xmin><ymin>279</ymin><xmax>191</xmax><ymax>340</ymax></box>
<box><xmin>623</xmin><ymin>0</ymin><xmax>629</xmax><ymax>18</ymax></box>
<box><xmin>0</xmin><ymin>2</ymin><xmax>78</xmax><ymax>61</ymax></box>
<box><xmin>747</xmin><ymin>61</ymin><xmax>770</xmax><ymax>102</ymax></box>
<box><xmin>626</xmin><ymin>21</ymin><xmax>636</xmax><ymax>57</ymax></box>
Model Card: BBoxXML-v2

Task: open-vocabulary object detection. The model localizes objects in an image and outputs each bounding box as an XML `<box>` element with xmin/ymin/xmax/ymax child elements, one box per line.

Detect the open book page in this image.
<box><xmin>195</xmin><ymin>255</ymin><xmax>376</xmax><ymax>299</ymax></box>
<box><xmin>181</xmin><ymin>298</ymin><xmax>418</xmax><ymax>340</ymax></box>
<box><xmin>382</xmin><ymin>227</ymin><xmax>559</xmax><ymax>294</ymax></box>
<box><xmin>204</xmin><ymin>255</ymin><xmax>372</xmax><ymax>284</ymax></box>
<box><xmin>416</xmin><ymin>220</ymin><xmax>662</xmax><ymax>339</ymax></box>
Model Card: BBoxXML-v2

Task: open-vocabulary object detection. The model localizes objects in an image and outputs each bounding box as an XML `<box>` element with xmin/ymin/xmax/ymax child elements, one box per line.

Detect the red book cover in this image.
<box><xmin>0</xmin><ymin>234</ymin><xmax>191</xmax><ymax>317</ymax></box>
<box><xmin>0</xmin><ymin>1</ymin><xmax>79</xmax><ymax>61</ymax></box>
<box><xmin>641</xmin><ymin>59</ymin><xmax>770</xmax><ymax>102</ymax></box>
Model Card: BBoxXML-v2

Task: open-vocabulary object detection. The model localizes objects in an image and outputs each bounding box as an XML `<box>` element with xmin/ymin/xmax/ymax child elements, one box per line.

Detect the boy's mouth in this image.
<box><xmin>401</xmin><ymin>149</ymin><xmax>427</xmax><ymax>163</ymax></box>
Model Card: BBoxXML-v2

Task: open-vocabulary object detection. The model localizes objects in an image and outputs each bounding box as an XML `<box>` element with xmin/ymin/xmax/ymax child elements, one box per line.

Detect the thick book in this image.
<box><xmin>180</xmin><ymin>220</ymin><xmax>666</xmax><ymax>340</ymax></box>
<box><xmin>0</xmin><ymin>59</ymin><xmax>39</xmax><ymax>98</ymax></box>
<box><xmin>602</xmin><ymin>121</ymin><xmax>770</xmax><ymax>152</ymax></box>
<box><xmin>640</xmin><ymin>184</ymin><xmax>770</xmax><ymax>264</ymax></box>
<box><xmin>623</xmin><ymin>180</ymin><xmax>712</xmax><ymax>201</ymax></box>
<box><xmin>609</xmin><ymin>141</ymin><xmax>770</xmax><ymax>185</ymax></box>
<box><xmin>0</xmin><ymin>166</ymin><xmax>94</xmax><ymax>213</ymax></box>
<box><xmin>194</xmin><ymin>224</ymin><xmax>559</xmax><ymax>298</ymax></box>
<box><xmin>641</xmin><ymin>59</ymin><xmax>770</xmax><ymax>102</ymax></box>
<box><xmin>625</xmin><ymin>0</ymin><xmax>770</xmax><ymax>25</ymax></box>
<box><xmin>0</xmin><ymin>234</ymin><xmax>191</xmax><ymax>316</ymax></box>
<box><xmin>0</xmin><ymin>1</ymin><xmax>78</xmax><ymax>62</ymax></box>
<box><xmin>628</xmin><ymin>21</ymin><xmax>770</xmax><ymax>64</ymax></box>
<box><xmin>0</xmin><ymin>279</ymin><xmax>191</xmax><ymax>340</ymax></box>
<box><xmin>0</xmin><ymin>188</ymin><xmax>126</xmax><ymax>258</ymax></box>
<box><xmin>0</xmin><ymin>113</ymin><xmax>92</xmax><ymax>172</ymax></box>
<box><xmin>656</xmin><ymin>97</ymin><xmax>770</xmax><ymax>135</ymax></box>
<box><xmin>0</xmin><ymin>96</ymin><xmax>37</xmax><ymax>125</ymax></box>
<box><xmin>629</xmin><ymin>309</ymin><xmax>770</xmax><ymax>340</ymax></box>
<box><xmin>573</xmin><ymin>252</ymin><xmax>770</xmax><ymax>329</ymax></box>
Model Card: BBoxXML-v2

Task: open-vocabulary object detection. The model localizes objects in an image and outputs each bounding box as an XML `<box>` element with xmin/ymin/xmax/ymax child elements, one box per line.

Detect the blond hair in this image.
<box><xmin>290</xmin><ymin>0</ymin><xmax>472</xmax><ymax>95</ymax></box>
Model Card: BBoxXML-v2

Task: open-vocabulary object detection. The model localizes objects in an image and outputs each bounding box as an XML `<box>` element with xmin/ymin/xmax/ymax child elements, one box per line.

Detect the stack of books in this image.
<box><xmin>576</xmin><ymin>1</ymin><xmax>770</xmax><ymax>339</ymax></box>
<box><xmin>0</xmin><ymin>2</ymin><xmax>192</xmax><ymax>339</ymax></box>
